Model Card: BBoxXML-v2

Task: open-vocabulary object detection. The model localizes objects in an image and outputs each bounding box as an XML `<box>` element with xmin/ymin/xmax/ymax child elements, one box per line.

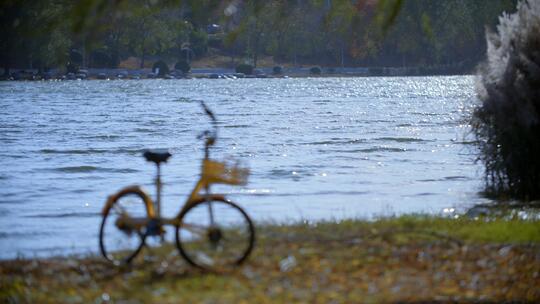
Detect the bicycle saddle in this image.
<box><xmin>143</xmin><ymin>150</ymin><xmax>172</xmax><ymax>164</ymax></box>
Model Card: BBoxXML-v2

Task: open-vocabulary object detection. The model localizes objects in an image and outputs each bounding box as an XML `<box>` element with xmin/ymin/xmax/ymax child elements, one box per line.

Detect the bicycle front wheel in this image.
<box><xmin>99</xmin><ymin>189</ymin><xmax>151</xmax><ymax>265</ymax></box>
<box><xmin>175</xmin><ymin>198</ymin><xmax>255</xmax><ymax>271</ymax></box>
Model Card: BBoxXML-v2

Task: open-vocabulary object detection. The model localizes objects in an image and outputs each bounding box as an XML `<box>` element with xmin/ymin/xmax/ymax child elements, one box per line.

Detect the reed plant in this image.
<box><xmin>473</xmin><ymin>0</ymin><xmax>540</xmax><ymax>200</ymax></box>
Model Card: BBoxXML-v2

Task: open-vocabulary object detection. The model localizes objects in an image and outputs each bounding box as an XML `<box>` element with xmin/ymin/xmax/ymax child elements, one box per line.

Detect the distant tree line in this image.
<box><xmin>1</xmin><ymin>0</ymin><xmax>517</xmax><ymax>75</ymax></box>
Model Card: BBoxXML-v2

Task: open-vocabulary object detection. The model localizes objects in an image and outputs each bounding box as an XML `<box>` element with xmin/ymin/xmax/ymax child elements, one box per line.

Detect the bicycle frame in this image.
<box><xmin>104</xmin><ymin>158</ymin><xmax>221</xmax><ymax>226</ymax></box>
<box><xmin>102</xmin><ymin>101</ymin><xmax>229</xmax><ymax>228</ymax></box>
<box><xmin>99</xmin><ymin>101</ymin><xmax>254</xmax><ymax>269</ymax></box>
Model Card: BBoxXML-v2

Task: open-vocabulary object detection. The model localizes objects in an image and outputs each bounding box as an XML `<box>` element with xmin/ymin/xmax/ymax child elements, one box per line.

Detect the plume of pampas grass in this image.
<box><xmin>473</xmin><ymin>0</ymin><xmax>540</xmax><ymax>200</ymax></box>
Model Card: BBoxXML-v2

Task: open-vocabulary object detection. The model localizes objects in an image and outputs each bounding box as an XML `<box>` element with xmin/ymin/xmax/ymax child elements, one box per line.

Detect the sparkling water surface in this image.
<box><xmin>0</xmin><ymin>76</ymin><xmax>488</xmax><ymax>258</ymax></box>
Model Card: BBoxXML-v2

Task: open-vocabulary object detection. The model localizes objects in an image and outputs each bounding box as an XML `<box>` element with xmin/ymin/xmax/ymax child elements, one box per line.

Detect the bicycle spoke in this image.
<box><xmin>176</xmin><ymin>199</ymin><xmax>254</xmax><ymax>270</ymax></box>
<box><xmin>100</xmin><ymin>191</ymin><xmax>148</xmax><ymax>265</ymax></box>
<box><xmin>180</xmin><ymin>222</ymin><xmax>208</xmax><ymax>235</ymax></box>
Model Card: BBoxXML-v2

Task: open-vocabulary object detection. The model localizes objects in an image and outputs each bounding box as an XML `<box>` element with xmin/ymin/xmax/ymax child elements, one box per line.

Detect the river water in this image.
<box><xmin>0</xmin><ymin>76</ymin><xmax>489</xmax><ymax>258</ymax></box>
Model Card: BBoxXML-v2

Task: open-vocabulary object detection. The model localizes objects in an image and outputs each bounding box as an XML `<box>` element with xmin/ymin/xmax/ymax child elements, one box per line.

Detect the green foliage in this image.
<box><xmin>127</xmin><ymin>5</ymin><xmax>177</xmax><ymax>68</ymax></box>
<box><xmin>376</xmin><ymin>0</ymin><xmax>404</xmax><ymax>34</ymax></box>
<box><xmin>207</xmin><ymin>34</ymin><xmax>224</xmax><ymax>49</ymax></box>
<box><xmin>235</xmin><ymin>63</ymin><xmax>253</xmax><ymax>75</ymax></box>
<box><xmin>372</xmin><ymin>215</ymin><xmax>540</xmax><ymax>243</ymax></box>
<box><xmin>152</xmin><ymin>60</ymin><xmax>169</xmax><ymax>76</ymax></box>
<box><xmin>324</xmin><ymin>0</ymin><xmax>356</xmax><ymax>66</ymax></box>
<box><xmin>189</xmin><ymin>29</ymin><xmax>208</xmax><ymax>58</ymax></box>
<box><xmin>0</xmin><ymin>0</ymin><xmax>520</xmax><ymax>72</ymax></box>
<box><xmin>0</xmin><ymin>0</ymin><xmax>72</xmax><ymax>73</ymax></box>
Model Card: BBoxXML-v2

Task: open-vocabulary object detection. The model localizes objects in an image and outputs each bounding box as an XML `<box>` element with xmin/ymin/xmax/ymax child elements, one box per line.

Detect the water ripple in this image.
<box><xmin>0</xmin><ymin>76</ymin><xmax>484</xmax><ymax>258</ymax></box>
<box><xmin>24</xmin><ymin>212</ymin><xmax>100</xmax><ymax>218</ymax></box>
<box><xmin>39</xmin><ymin>166</ymin><xmax>140</xmax><ymax>174</ymax></box>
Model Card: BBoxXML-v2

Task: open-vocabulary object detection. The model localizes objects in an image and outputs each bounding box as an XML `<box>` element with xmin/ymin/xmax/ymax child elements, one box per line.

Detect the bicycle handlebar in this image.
<box><xmin>200</xmin><ymin>101</ymin><xmax>217</xmax><ymax>123</ymax></box>
<box><xmin>199</xmin><ymin>101</ymin><xmax>217</xmax><ymax>139</ymax></box>
<box><xmin>199</xmin><ymin>101</ymin><xmax>217</xmax><ymax>157</ymax></box>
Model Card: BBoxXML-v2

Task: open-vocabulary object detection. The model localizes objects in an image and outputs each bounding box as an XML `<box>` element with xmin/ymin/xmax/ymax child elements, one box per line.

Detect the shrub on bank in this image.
<box><xmin>272</xmin><ymin>66</ymin><xmax>283</xmax><ymax>75</ymax></box>
<box><xmin>310</xmin><ymin>66</ymin><xmax>322</xmax><ymax>75</ymax></box>
<box><xmin>175</xmin><ymin>60</ymin><xmax>191</xmax><ymax>74</ymax></box>
<box><xmin>66</xmin><ymin>62</ymin><xmax>79</xmax><ymax>74</ymax></box>
<box><xmin>69</xmin><ymin>49</ymin><xmax>83</xmax><ymax>65</ymax></box>
<box><xmin>236</xmin><ymin>64</ymin><xmax>253</xmax><ymax>75</ymax></box>
<box><xmin>179</xmin><ymin>48</ymin><xmax>194</xmax><ymax>63</ymax></box>
<box><xmin>472</xmin><ymin>0</ymin><xmax>540</xmax><ymax>200</ymax></box>
<box><xmin>91</xmin><ymin>49</ymin><xmax>113</xmax><ymax>68</ymax></box>
<box><xmin>152</xmin><ymin>60</ymin><xmax>170</xmax><ymax>76</ymax></box>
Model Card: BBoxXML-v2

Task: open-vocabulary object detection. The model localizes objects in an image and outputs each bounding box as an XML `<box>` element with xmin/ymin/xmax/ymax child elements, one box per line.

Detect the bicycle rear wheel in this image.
<box><xmin>99</xmin><ymin>189</ymin><xmax>151</xmax><ymax>265</ymax></box>
<box><xmin>175</xmin><ymin>198</ymin><xmax>255</xmax><ymax>271</ymax></box>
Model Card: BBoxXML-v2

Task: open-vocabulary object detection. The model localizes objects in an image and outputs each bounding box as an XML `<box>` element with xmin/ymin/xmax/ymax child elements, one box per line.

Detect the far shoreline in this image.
<box><xmin>1</xmin><ymin>65</ymin><xmax>474</xmax><ymax>81</ymax></box>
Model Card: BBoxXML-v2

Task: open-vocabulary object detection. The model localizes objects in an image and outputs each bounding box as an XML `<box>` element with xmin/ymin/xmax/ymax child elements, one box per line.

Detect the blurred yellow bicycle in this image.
<box><xmin>99</xmin><ymin>101</ymin><xmax>254</xmax><ymax>271</ymax></box>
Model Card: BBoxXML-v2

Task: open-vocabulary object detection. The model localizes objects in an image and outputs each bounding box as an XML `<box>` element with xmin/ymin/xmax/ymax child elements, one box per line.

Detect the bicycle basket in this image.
<box><xmin>202</xmin><ymin>159</ymin><xmax>249</xmax><ymax>185</ymax></box>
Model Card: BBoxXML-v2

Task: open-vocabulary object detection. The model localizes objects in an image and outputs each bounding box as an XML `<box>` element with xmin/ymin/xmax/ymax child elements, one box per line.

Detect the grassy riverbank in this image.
<box><xmin>2</xmin><ymin>216</ymin><xmax>539</xmax><ymax>303</ymax></box>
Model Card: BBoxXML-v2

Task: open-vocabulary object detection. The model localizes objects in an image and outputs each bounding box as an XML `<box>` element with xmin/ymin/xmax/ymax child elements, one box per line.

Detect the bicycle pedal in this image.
<box><xmin>115</xmin><ymin>217</ymin><xmax>134</xmax><ymax>235</ymax></box>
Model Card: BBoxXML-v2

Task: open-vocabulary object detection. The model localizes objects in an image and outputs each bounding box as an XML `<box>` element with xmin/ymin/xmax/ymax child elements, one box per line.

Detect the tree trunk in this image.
<box><xmin>140</xmin><ymin>32</ymin><xmax>147</xmax><ymax>69</ymax></box>
<box><xmin>2</xmin><ymin>61</ymin><xmax>10</xmax><ymax>77</ymax></box>
<box><xmin>253</xmin><ymin>31</ymin><xmax>260</xmax><ymax>68</ymax></box>
<box><xmin>82</xmin><ymin>40</ymin><xmax>86</xmax><ymax>68</ymax></box>
<box><xmin>340</xmin><ymin>43</ymin><xmax>345</xmax><ymax>68</ymax></box>
<box><xmin>140</xmin><ymin>50</ymin><xmax>146</xmax><ymax>69</ymax></box>
<box><xmin>230</xmin><ymin>49</ymin><xmax>235</xmax><ymax>67</ymax></box>
<box><xmin>111</xmin><ymin>34</ymin><xmax>120</xmax><ymax>68</ymax></box>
